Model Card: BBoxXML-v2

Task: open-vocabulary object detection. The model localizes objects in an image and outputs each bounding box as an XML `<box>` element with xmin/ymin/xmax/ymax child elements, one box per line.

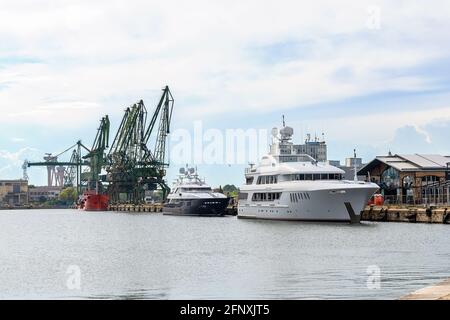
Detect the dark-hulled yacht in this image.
<box><xmin>163</xmin><ymin>167</ymin><xmax>230</xmax><ymax>216</ymax></box>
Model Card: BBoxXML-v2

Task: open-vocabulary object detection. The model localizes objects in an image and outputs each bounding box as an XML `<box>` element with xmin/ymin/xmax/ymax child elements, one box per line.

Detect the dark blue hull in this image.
<box><xmin>163</xmin><ymin>198</ymin><xmax>230</xmax><ymax>216</ymax></box>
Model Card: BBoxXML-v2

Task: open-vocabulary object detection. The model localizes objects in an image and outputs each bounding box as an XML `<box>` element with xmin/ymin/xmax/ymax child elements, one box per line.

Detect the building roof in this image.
<box><xmin>358</xmin><ymin>154</ymin><xmax>450</xmax><ymax>175</ymax></box>
<box><xmin>0</xmin><ymin>179</ymin><xmax>28</xmax><ymax>183</ymax></box>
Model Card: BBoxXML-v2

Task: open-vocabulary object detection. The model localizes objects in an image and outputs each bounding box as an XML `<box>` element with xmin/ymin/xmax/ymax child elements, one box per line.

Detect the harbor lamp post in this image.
<box><xmin>447</xmin><ymin>162</ymin><xmax>450</xmax><ymax>204</ymax></box>
<box><xmin>447</xmin><ymin>162</ymin><xmax>450</xmax><ymax>181</ymax></box>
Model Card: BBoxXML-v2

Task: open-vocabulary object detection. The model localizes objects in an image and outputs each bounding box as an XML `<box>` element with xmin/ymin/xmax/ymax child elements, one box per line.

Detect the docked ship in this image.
<box><xmin>77</xmin><ymin>182</ymin><xmax>109</xmax><ymax>211</ymax></box>
<box><xmin>237</xmin><ymin>122</ymin><xmax>379</xmax><ymax>222</ymax></box>
<box><xmin>163</xmin><ymin>167</ymin><xmax>230</xmax><ymax>216</ymax></box>
<box><xmin>77</xmin><ymin>191</ymin><xmax>109</xmax><ymax>211</ymax></box>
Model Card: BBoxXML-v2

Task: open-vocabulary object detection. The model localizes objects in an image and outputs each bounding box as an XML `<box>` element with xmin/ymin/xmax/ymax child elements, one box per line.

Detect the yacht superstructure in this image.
<box><xmin>163</xmin><ymin>166</ymin><xmax>230</xmax><ymax>216</ymax></box>
<box><xmin>238</xmin><ymin>123</ymin><xmax>379</xmax><ymax>222</ymax></box>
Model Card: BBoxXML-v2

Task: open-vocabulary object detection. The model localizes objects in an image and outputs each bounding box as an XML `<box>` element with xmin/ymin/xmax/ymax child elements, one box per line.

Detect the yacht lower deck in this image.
<box><xmin>238</xmin><ymin>185</ymin><xmax>377</xmax><ymax>222</ymax></box>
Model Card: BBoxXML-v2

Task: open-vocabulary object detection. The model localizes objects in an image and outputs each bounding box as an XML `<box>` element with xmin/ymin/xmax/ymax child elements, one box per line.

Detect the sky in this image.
<box><xmin>1</xmin><ymin>0</ymin><xmax>450</xmax><ymax>188</ymax></box>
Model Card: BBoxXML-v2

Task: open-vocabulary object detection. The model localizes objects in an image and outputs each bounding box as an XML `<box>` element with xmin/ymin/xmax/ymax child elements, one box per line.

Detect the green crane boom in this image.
<box><xmin>106</xmin><ymin>86</ymin><xmax>174</xmax><ymax>204</ymax></box>
<box><xmin>82</xmin><ymin>116</ymin><xmax>110</xmax><ymax>190</ymax></box>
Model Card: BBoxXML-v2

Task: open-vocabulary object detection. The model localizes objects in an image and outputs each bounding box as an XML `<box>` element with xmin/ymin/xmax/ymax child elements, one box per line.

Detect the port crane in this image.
<box><xmin>81</xmin><ymin>116</ymin><xmax>110</xmax><ymax>193</ymax></box>
<box><xmin>106</xmin><ymin>85</ymin><xmax>174</xmax><ymax>203</ymax></box>
<box><xmin>26</xmin><ymin>114</ymin><xmax>110</xmax><ymax>193</ymax></box>
<box><xmin>24</xmin><ymin>85</ymin><xmax>173</xmax><ymax>206</ymax></box>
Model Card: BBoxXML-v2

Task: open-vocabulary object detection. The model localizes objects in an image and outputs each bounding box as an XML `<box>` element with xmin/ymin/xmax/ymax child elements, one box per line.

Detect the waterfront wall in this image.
<box><xmin>108</xmin><ymin>203</ymin><xmax>238</xmax><ymax>216</ymax></box>
<box><xmin>362</xmin><ymin>205</ymin><xmax>450</xmax><ymax>224</ymax></box>
<box><xmin>109</xmin><ymin>204</ymin><xmax>164</xmax><ymax>213</ymax></box>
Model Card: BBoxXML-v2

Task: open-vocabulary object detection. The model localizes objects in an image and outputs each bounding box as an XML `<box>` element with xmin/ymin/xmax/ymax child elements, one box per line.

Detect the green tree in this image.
<box><xmin>223</xmin><ymin>184</ymin><xmax>238</xmax><ymax>193</ymax></box>
<box><xmin>59</xmin><ymin>187</ymin><xmax>78</xmax><ymax>205</ymax></box>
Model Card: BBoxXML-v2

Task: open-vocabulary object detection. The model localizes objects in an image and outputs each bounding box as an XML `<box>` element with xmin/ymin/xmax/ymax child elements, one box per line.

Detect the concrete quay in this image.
<box><xmin>401</xmin><ymin>278</ymin><xmax>450</xmax><ymax>300</ymax></box>
<box><xmin>108</xmin><ymin>203</ymin><xmax>238</xmax><ymax>216</ymax></box>
<box><xmin>108</xmin><ymin>203</ymin><xmax>163</xmax><ymax>213</ymax></box>
<box><xmin>362</xmin><ymin>205</ymin><xmax>450</xmax><ymax>224</ymax></box>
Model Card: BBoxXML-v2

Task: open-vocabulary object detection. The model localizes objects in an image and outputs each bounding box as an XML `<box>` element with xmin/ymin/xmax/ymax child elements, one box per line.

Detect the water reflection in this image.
<box><xmin>0</xmin><ymin>209</ymin><xmax>449</xmax><ymax>300</ymax></box>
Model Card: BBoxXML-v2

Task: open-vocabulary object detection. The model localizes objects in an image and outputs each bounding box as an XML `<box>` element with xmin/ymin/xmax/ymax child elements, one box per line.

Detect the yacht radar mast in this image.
<box><xmin>279</xmin><ymin>115</ymin><xmax>293</xmax><ymax>143</ymax></box>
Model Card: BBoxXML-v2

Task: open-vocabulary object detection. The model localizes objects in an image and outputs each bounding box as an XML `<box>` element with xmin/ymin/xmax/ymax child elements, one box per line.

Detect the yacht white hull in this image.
<box><xmin>238</xmin><ymin>183</ymin><xmax>378</xmax><ymax>222</ymax></box>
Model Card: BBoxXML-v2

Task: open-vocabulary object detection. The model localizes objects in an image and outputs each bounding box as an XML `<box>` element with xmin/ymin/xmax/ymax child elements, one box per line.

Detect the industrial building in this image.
<box><xmin>358</xmin><ymin>153</ymin><xmax>450</xmax><ymax>205</ymax></box>
<box><xmin>328</xmin><ymin>156</ymin><xmax>366</xmax><ymax>181</ymax></box>
<box><xmin>294</xmin><ymin>134</ymin><xmax>327</xmax><ymax>162</ymax></box>
<box><xmin>28</xmin><ymin>186</ymin><xmax>63</xmax><ymax>202</ymax></box>
<box><xmin>328</xmin><ymin>149</ymin><xmax>366</xmax><ymax>181</ymax></box>
<box><xmin>0</xmin><ymin>180</ymin><xmax>29</xmax><ymax>206</ymax></box>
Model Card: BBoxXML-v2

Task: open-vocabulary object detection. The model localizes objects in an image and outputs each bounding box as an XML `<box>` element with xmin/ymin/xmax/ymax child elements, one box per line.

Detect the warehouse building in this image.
<box><xmin>28</xmin><ymin>186</ymin><xmax>62</xmax><ymax>202</ymax></box>
<box><xmin>0</xmin><ymin>180</ymin><xmax>29</xmax><ymax>206</ymax></box>
<box><xmin>358</xmin><ymin>153</ymin><xmax>450</xmax><ymax>205</ymax></box>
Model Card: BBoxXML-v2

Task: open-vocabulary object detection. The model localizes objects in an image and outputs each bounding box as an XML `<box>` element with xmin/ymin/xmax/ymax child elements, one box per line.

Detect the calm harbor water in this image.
<box><xmin>0</xmin><ymin>209</ymin><xmax>449</xmax><ymax>300</ymax></box>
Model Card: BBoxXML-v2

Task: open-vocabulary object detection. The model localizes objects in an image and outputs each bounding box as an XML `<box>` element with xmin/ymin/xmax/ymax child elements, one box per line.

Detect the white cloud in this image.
<box><xmin>1</xmin><ymin>0</ymin><xmax>450</xmax><ymax>128</ymax></box>
<box><xmin>10</xmin><ymin>137</ymin><xmax>25</xmax><ymax>143</ymax></box>
<box><xmin>294</xmin><ymin>103</ymin><xmax>450</xmax><ymax>152</ymax></box>
<box><xmin>0</xmin><ymin>147</ymin><xmax>41</xmax><ymax>166</ymax></box>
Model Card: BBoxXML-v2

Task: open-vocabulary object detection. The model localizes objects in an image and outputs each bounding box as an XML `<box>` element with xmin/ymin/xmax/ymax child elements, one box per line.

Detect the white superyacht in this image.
<box><xmin>238</xmin><ymin>123</ymin><xmax>379</xmax><ymax>222</ymax></box>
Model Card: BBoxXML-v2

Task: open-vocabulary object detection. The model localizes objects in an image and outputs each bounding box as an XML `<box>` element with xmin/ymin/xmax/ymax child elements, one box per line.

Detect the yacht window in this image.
<box><xmin>238</xmin><ymin>193</ymin><xmax>248</xmax><ymax>200</ymax></box>
<box><xmin>300</xmin><ymin>193</ymin><xmax>303</xmax><ymax>200</ymax></box>
<box><xmin>246</xmin><ymin>177</ymin><xmax>254</xmax><ymax>185</ymax></box>
<box><xmin>294</xmin><ymin>193</ymin><xmax>298</xmax><ymax>202</ymax></box>
<box><xmin>182</xmin><ymin>187</ymin><xmax>212</xmax><ymax>192</ymax></box>
<box><xmin>313</xmin><ymin>174</ymin><xmax>321</xmax><ymax>180</ymax></box>
<box><xmin>290</xmin><ymin>193</ymin><xmax>292</xmax><ymax>202</ymax></box>
<box><xmin>305</xmin><ymin>174</ymin><xmax>313</xmax><ymax>180</ymax></box>
<box><xmin>321</xmin><ymin>174</ymin><xmax>328</xmax><ymax>180</ymax></box>
<box><xmin>306</xmin><ymin>193</ymin><xmax>310</xmax><ymax>200</ymax></box>
<box><xmin>256</xmin><ymin>175</ymin><xmax>278</xmax><ymax>185</ymax></box>
<box><xmin>253</xmin><ymin>192</ymin><xmax>281</xmax><ymax>202</ymax></box>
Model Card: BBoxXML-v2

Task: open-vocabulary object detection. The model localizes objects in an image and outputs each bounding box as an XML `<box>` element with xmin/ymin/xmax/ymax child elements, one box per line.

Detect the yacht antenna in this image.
<box><xmin>282</xmin><ymin>115</ymin><xmax>285</xmax><ymax>127</ymax></box>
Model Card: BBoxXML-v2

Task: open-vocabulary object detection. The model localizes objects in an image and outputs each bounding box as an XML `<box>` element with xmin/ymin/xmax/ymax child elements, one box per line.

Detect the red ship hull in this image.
<box><xmin>78</xmin><ymin>192</ymin><xmax>109</xmax><ymax>211</ymax></box>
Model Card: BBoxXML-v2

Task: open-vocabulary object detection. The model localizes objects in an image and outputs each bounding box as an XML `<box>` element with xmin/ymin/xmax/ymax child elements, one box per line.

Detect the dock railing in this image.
<box><xmin>382</xmin><ymin>194</ymin><xmax>450</xmax><ymax>207</ymax></box>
